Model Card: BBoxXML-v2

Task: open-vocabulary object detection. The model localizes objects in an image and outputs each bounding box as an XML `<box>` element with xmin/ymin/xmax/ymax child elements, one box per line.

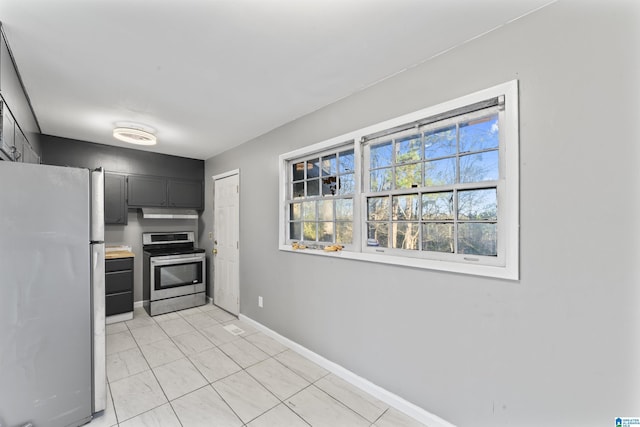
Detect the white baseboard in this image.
<box><xmin>106</xmin><ymin>311</ymin><xmax>133</xmax><ymax>324</ymax></box>
<box><xmin>238</xmin><ymin>314</ymin><xmax>455</xmax><ymax>427</ymax></box>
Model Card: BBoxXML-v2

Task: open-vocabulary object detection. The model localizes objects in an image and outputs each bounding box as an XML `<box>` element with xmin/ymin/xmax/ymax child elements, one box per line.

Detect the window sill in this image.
<box><xmin>279</xmin><ymin>245</ymin><xmax>518</xmax><ymax>281</ymax></box>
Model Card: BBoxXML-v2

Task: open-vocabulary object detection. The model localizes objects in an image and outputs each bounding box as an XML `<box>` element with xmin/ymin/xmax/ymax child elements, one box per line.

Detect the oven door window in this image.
<box><xmin>155</xmin><ymin>262</ymin><xmax>203</xmax><ymax>290</ymax></box>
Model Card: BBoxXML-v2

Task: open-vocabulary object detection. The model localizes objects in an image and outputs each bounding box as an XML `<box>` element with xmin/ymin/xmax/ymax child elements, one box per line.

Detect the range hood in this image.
<box><xmin>141</xmin><ymin>208</ymin><xmax>199</xmax><ymax>219</ymax></box>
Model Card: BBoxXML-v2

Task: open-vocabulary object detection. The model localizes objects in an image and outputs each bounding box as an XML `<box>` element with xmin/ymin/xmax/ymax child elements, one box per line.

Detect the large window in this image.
<box><xmin>363</xmin><ymin>106</ymin><xmax>502</xmax><ymax>263</ymax></box>
<box><xmin>279</xmin><ymin>81</ymin><xmax>519</xmax><ymax>279</ymax></box>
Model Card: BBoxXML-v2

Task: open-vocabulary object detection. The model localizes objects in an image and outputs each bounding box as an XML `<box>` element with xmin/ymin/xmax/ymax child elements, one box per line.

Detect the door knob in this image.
<box><xmin>213</xmin><ymin>249</ymin><xmax>218</xmax><ymax>255</ymax></box>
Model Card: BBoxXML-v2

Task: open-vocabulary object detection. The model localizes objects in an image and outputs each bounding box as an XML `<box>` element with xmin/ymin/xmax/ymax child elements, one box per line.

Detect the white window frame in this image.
<box><xmin>278</xmin><ymin>80</ymin><xmax>519</xmax><ymax>280</ymax></box>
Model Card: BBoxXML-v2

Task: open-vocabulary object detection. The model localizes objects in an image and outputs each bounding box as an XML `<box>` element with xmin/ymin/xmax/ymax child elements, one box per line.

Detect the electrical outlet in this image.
<box><xmin>258</xmin><ymin>296</ymin><xmax>263</xmax><ymax>308</ymax></box>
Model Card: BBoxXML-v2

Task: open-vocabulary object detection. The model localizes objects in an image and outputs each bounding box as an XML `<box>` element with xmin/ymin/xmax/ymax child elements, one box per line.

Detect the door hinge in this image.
<box><xmin>236</xmin><ymin>185</ymin><xmax>239</xmax><ymax>193</ymax></box>
<box><xmin>236</xmin><ymin>241</ymin><xmax>239</xmax><ymax>249</ymax></box>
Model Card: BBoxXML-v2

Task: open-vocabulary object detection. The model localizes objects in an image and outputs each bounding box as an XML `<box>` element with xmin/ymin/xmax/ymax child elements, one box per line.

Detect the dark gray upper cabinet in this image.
<box><xmin>105</xmin><ymin>172</ymin><xmax>127</xmax><ymax>224</ymax></box>
<box><xmin>127</xmin><ymin>175</ymin><xmax>167</xmax><ymax>207</ymax></box>
<box><xmin>126</xmin><ymin>175</ymin><xmax>203</xmax><ymax>209</ymax></box>
<box><xmin>0</xmin><ymin>102</ymin><xmax>15</xmax><ymax>159</ymax></box>
<box><xmin>167</xmin><ymin>178</ymin><xmax>203</xmax><ymax>209</ymax></box>
<box><xmin>12</xmin><ymin>127</ymin><xmax>25</xmax><ymax>162</ymax></box>
<box><xmin>1</xmin><ymin>27</ymin><xmax>41</xmax><ymax>160</ymax></box>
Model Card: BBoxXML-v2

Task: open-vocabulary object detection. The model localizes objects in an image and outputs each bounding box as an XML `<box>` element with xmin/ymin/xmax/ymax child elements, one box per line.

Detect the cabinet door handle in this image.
<box><xmin>10</xmin><ymin>145</ymin><xmax>21</xmax><ymax>160</ymax></box>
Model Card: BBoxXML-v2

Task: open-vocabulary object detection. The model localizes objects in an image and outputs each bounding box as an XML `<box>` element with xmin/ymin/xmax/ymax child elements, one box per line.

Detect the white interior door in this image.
<box><xmin>213</xmin><ymin>171</ymin><xmax>240</xmax><ymax>315</ymax></box>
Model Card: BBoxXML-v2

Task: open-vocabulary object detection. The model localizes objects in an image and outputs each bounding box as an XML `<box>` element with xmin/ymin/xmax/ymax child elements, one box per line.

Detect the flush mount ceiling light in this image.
<box><xmin>113</xmin><ymin>127</ymin><xmax>157</xmax><ymax>145</ymax></box>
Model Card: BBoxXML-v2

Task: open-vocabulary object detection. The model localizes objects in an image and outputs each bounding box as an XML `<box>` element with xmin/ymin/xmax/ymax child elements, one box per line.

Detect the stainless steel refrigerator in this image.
<box><xmin>0</xmin><ymin>162</ymin><xmax>106</xmax><ymax>427</ymax></box>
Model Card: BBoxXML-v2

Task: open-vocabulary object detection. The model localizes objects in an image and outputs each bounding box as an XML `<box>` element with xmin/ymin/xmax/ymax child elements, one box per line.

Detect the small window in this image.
<box><xmin>286</xmin><ymin>146</ymin><xmax>355</xmax><ymax>246</ymax></box>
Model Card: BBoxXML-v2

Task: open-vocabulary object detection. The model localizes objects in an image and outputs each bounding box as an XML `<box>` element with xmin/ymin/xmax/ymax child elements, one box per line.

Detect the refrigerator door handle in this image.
<box><xmin>91</xmin><ymin>168</ymin><xmax>105</xmax><ymax>242</ymax></box>
<box><xmin>91</xmin><ymin>242</ymin><xmax>106</xmax><ymax>414</ymax></box>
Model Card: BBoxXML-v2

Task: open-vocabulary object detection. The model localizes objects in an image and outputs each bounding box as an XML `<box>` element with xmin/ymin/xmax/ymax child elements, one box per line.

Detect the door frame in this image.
<box><xmin>212</xmin><ymin>169</ymin><xmax>240</xmax><ymax>315</ymax></box>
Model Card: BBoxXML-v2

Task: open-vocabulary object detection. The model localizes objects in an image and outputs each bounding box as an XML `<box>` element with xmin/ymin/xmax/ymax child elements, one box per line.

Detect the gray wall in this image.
<box><xmin>40</xmin><ymin>134</ymin><xmax>204</xmax><ymax>180</ymax></box>
<box><xmin>201</xmin><ymin>2</ymin><xmax>639</xmax><ymax>426</ymax></box>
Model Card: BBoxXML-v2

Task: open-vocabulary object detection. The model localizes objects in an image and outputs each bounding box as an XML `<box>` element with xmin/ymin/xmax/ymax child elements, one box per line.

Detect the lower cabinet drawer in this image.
<box><xmin>106</xmin><ymin>257</ymin><xmax>133</xmax><ymax>273</ymax></box>
<box><xmin>106</xmin><ymin>291</ymin><xmax>133</xmax><ymax>316</ymax></box>
<box><xmin>106</xmin><ymin>270</ymin><xmax>133</xmax><ymax>294</ymax></box>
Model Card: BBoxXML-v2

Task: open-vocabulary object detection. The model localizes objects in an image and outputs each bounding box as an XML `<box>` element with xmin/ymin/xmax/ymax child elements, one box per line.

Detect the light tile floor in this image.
<box><xmin>90</xmin><ymin>304</ymin><xmax>427</xmax><ymax>427</ymax></box>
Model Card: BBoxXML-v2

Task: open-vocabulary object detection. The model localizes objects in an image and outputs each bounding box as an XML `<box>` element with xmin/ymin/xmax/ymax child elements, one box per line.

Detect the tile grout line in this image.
<box><xmin>176</xmin><ymin>308</ymin><xmax>250</xmax><ymax>426</ymax></box>
<box><xmin>113</xmin><ymin>311</ymin><xmax>293</xmax><ymax>425</ymax></box>
<box><xmin>112</xmin><ymin>305</ymin><xmax>225</xmax><ymax>425</ymax></box>
<box><xmin>178</xmin><ymin>314</ymin><xmax>299</xmax><ymax>425</ymax></box>
<box><xmin>310</xmin><ymin>380</ymin><xmax>377</xmax><ymax>425</ymax></box>
<box><xmin>241</xmin><ymin>354</ymin><xmax>313</xmax><ymax>427</ymax></box>
<box><xmin>209</xmin><ymin>376</ymin><xmax>276</xmax><ymax>426</ymax></box>
<box><xmin>119</xmin><ymin>310</ymin><xmax>182</xmax><ymax>425</ymax></box>
<box><xmin>161</xmin><ymin>307</ymin><xmax>246</xmax><ymax>426</ymax></box>
<box><xmin>192</xmin><ymin>317</ymin><xmax>277</xmax><ymax>426</ymax></box>
<box><xmin>107</xmin><ymin>305</ymin><xmax>409</xmax><ymax>427</ymax></box>
<box><xmin>106</xmin><ymin>378</ymin><xmax>119</xmax><ymax>427</ymax></box>
<box><xmin>312</xmin><ymin>373</ymin><xmax>390</xmax><ymax>424</ymax></box>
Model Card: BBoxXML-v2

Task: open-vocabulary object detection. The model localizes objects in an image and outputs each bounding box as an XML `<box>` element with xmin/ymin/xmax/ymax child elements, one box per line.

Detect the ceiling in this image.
<box><xmin>0</xmin><ymin>0</ymin><xmax>554</xmax><ymax>160</ymax></box>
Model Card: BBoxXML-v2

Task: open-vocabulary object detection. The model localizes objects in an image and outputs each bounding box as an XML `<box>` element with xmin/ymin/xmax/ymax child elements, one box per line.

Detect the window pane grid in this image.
<box><xmin>289</xmin><ymin>150</ymin><xmax>355</xmax><ymax>199</ymax></box>
<box><xmin>286</xmin><ymin>146</ymin><xmax>355</xmax><ymax>245</ymax></box>
<box><xmin>366</xmin><ymin>107</ymin><xmax>499</xmax><ymax>257</ymax></box>
<box><xmin>366</xmin><ymin>186</ymin><xmax>497</xmax><ymax>256</ymax></box>
<box><xmin>369</xmin><ymin>111</ymin><xmax>499</xmax><ymax>193</ymax></box>
<box><xmin>287</xmin><ymin>195</ymin><xmax>353</xmax><ymax>243</ymax></box>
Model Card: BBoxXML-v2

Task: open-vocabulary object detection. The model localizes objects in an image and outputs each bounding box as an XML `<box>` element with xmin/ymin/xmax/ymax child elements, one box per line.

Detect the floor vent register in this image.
<box><xmin>223</xmin><ymin>324</ymin><xmax>245</xmax><ymax>336</ymax></box>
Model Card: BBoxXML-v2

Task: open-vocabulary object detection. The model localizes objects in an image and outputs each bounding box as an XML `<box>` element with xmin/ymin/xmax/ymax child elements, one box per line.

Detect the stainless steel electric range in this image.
<box><xmin>142</xmin><ymin>231</ymin><xmax>206</xmax><ymax>316</ymax></box>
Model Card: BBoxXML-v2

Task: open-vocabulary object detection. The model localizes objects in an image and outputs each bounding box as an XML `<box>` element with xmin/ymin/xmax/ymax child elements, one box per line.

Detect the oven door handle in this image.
<box><xmin>151</xmin><ymin>256</ymin><xmax>204</xmax><ymax>266</ymax></box>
